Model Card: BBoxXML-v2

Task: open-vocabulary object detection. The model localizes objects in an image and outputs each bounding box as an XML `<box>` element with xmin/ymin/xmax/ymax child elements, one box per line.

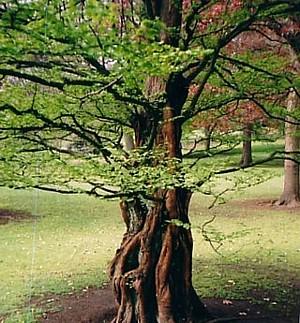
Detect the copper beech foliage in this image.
<box><xmin>189</xmin><ymin>2</ymin><xmax>299</xmax><ymax>156</ymax></box>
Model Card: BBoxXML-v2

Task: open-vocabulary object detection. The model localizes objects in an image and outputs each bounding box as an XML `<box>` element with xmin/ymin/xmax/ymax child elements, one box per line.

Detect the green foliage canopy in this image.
<box><xmin>0</xmin><ymin>0</ymin><xmax>299</xmax><ymax>198</ymax></box>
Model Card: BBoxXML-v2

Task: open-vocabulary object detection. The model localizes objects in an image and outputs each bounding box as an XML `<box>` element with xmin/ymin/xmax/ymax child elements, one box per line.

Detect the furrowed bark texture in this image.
<box><xmin>109</xmin><ymin>70</ymin><xmax>211</xmax><ymax>323</ymax></box>
<box><xmin>109</xmin><ymin>191</ymin><xmax>211</xmax><ymax>322</ymax></box>
<box><xmin>109</xmin><ymin>0</ymin><xmax>212</xmax><ymax>321</ymax></box>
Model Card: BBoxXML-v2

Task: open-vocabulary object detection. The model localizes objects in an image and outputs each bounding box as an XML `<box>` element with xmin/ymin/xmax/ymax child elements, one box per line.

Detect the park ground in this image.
<box><xmin>0</xmin><ymin>178</ymin><xmax>300</xmax><ymax>323</ymax></box>
<box><xmin>30</xmin><ymin>281</ymin><xmax>300</xmax><ymax>323</ymax></box>
<box><xmin>32</xmin><ymin>199</ymin><xmax>300</xmax><ymax>323</ymax></box>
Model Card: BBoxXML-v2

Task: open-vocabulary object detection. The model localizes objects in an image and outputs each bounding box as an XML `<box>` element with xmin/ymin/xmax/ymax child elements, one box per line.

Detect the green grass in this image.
<box><xmin>0</xmin><ymin>189</ymin><xmax>123</xmax><ymax>322</ymax></box>
<box><xmin>185</xmin><ymin>139</ymin><xmax>285</xmax><ymax>169</ymax></box>
<box><xmin>190</xmin><ymin>181</ymin><xmax>300</xmax><ymax>314</ymax></box>
<box><xmin>1</xmin><ymin>141</ymin><xmax>300</xmax><ymax>322</ymax></box>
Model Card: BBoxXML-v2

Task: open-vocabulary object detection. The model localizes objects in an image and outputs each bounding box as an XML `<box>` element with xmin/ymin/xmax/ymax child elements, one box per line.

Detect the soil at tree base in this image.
<box><xmin>30</xmin><ymin>284</ymin><xmax>298</xmax><ymax>323</ymax></box>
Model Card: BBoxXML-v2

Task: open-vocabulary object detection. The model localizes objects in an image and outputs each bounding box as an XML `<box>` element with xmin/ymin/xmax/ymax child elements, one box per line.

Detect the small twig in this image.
<box><xmin>201</xmin><ymin>187</ymin><xmax>231</xmax><ymax>256</ymax></box>
<box><xmin>80</xmin><ymin>76</ymin><xmax>123</xmax><ymax>102</ymax></box>
<box><xmin>201</xmin><ymin>213</ymin><xmax>223</xmax><ymax>256</ymax></box>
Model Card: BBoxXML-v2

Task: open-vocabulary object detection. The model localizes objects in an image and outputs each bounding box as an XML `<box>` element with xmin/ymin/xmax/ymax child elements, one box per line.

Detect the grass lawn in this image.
<box><xmin>0</xmin><ymin>189</ymin><xmax>123</xmax><ymax>322</ymax></box>
<box><xmin>0</xmin><ymin>142</ymin><xmax>299</xmax><ymax>322</ymax></box>
<box><xmin>190</xmin><ymin>179</ymin><xmax>300</xmax><ymax>316</ymax></box>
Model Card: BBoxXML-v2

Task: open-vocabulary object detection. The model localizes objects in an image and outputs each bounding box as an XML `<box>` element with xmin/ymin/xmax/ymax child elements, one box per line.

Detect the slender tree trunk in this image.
<box><xmin>203</xmin><ymin>123</ymin><xmax>216</xmax><ymax>152</ymax></box>
<box><xmin>204</xmin><ymin>130</ymin><xmax>211</xmax><ymax>151</ymax></box>
<box><xmin>240</xmin><ymin>123</ymin><xmax>253</xmax><ymax>167</ymax></box>
<box><xmin>277</xmin><ymin>89</ymin><xmax>300</xmax><ymax>206</ymax></box>
<box><xmin>276</xmin><ymin>46</ymin><xmax>300</xmax><ymax>206</ymax></box>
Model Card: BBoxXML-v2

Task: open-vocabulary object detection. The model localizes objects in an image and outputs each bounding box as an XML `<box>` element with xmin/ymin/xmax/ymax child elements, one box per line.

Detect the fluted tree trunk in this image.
<box><xmin>108</xmin><ymin>1</ymin><xmax>212</xmax><ymax>321</ymax></box>
<box><xmin>109</xmin><ymin>72</ymin><xmax>211</xmax><ymax>323</ymax></box>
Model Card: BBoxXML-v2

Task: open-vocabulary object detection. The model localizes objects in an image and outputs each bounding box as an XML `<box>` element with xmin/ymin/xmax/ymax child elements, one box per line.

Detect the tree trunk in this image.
<box><xmin>240</xmin><ymin>123</ymin><xmax>253</xmax><ymax>167</ymax></box>
<box><xmin>276</xmin><ymin>46</ymin><xmax>300</xmax><ymax>207</ymax></box>
<box><xmin>109</xmin><ymin>192</ymin><xmax>211</xmax><ymax>322</ymax></box>
<box><xmin>277</xmin><ymin>89</ymin><xmax>300</xmax><ymax>206</ymax></box>
<box><xmin>121</xmin><ymin>133</ymin><xmax>135</xmax><ymax>152</ymax></box>
<box><xmin>203</xmin><ymin>123</ymin><xmax>216</xmax><ymax>152</ymax></box>
<box><xmin>109</xmin><ymin>73</ymin><xmax>212</xmax><ymax>322</ymax></box>
<box><xmin>109</xmin><ymin>0</ymin><xmax>213</xmax><ymax>321</ymax></box>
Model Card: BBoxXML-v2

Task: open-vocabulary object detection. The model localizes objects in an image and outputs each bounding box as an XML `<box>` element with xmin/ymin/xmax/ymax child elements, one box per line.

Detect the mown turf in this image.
<box><xmin>190</xmin><ymin>180</ymin><xmax>300</xmax><ymax>316</ymax></box>
<box><xmin>1</xmin><ymin>147</ymin><xmax>299</xmax><ymax>322</ymax></box>
<box><xmin>0</xmin><ymin>189</ymin><xmax>123</xmax><ymax>322</ymax></box>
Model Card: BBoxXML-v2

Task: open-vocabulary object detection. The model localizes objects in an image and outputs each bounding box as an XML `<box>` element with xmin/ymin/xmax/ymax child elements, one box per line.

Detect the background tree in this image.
<box><xmin>0</xmin><ymin>1</ymin><xmax>299</xmax><ymax>322</ymax></box>
<box><xmin>188</xmin><ymin>16</ymin><xmax>299</xmax><ymax>170</ymax></box>
<box><xmin>266</xmin><ymin>16</ymin><xmax>300</xmax><ymax>206</ymax></box>
<box><xmin>228</xmin><ymin>15</ymin><xmax>300</xmax><ymax>201</ymax></box>
<box><xmin>189</xmin><ymin>97</ymin><xmax>272</xmax><ymax>167</ymax></box>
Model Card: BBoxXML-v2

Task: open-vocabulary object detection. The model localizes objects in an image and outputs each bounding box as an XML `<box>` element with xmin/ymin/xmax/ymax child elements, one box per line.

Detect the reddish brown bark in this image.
<box><xmin>109</xmin><ymin>0</ymin><xmax>212</xmax><ymax>320</ymax></box>
<box><xmin>109</xmin><ymin>73</ymin><xmax>211</xmax><ymax>322</ymax></box>
<box><xmin>109</xmin><ymin>72</ymin><xmax>211</xmax><ymax>323</ymax></box>
<box><xmin>110</xmin><ymin>188</ymin><xmax>211</xmax><ymax>322</ymax></box>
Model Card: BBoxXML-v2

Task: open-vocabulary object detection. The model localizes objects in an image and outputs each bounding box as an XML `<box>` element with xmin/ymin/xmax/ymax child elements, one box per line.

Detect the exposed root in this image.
<box><xmin>273</xmin><ymin>197</ymin><xmax>300</xmax><ymax>208</ymax></box>
<box><xmin>109</xmin><ymin>190</ymin><xmax>211</xmax><ymax>322</ymax></box>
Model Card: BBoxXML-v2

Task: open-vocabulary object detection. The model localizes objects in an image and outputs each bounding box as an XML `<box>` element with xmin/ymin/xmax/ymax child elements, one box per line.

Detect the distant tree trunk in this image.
<box><xmin>203</xmin><ymin>123</ymin><xmax>216</xmax><ymax>152</ymax></box>
<box><xmin>204</xmin><ymin>130</ymin><xmax>211</xmax><ymax>151</ymax></box>
<box><xmin>240</xmin><ymin>123</ymin><xmax>253</xmax><ymax>167</ymax></box>
<box><xmin>121</xmin><ymin>133</ymin><xmax>135</xmax><ymax>152</ymax></box>
<box><xmin>277</xmin><ymin>89</ymin><xmax>300</xmax><ymax>206</ymax></box>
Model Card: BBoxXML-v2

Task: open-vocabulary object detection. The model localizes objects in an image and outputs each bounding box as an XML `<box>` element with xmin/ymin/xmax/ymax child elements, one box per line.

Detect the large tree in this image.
<box><xmin>0</xmin><ymin>1</ymin><xmax>299</xmax><ymax>322</ymax></box>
